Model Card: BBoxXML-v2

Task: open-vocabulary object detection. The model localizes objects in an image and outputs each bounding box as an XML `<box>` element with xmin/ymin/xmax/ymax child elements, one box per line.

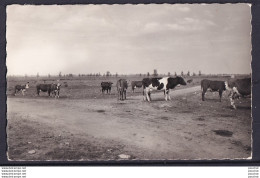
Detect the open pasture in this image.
<box><xmin>6</xmin><ymin>75</ymin><xmax>232</xmax><ymax>99</ymax></box>
<box><xmin>6</xmin><ymin>74</ymin><xmax>252</xmax><ymax>160</ymax></box>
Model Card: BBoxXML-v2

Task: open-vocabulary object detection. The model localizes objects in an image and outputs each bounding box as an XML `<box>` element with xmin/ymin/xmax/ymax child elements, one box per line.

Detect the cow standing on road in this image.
<box><xmin>101</xmin><ymin>82</ymin><xmax>113</xmax><ymax>94</ymax></box>
<box><xmin>225</xmin><ymin>78</ymin><xmax>251</xmax><ymax>109</ymax></box>
<box><xmin>14</xmin><ymin>82</ymin><xmax>29</xmax><ymax>96</ymax></box>
<box><xmin>201</xmin><ymin>79</ymin><xmax>226</xmax><ymax>102</ymax></box>
<box><xmin>131</xmin><ymin>81</ymin><xmax>142</xmax><ymax>93</ymax></box>
<box><xmin>116</xmin><ymin>79</ymin><xmax>128</xmax><ymax>100</ymax></box>
<box><xmin>142</xmin><ymin>76</ymin><xmax>187</xmax><ymax>102</ymax></box>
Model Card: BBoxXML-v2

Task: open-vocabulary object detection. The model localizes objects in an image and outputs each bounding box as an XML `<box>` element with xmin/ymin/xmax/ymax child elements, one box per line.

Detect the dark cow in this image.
<box><xmin>131</xmin><ymin>81</ymin><xmax>143</xmax><ymax>93</ymax></box>
<box><xmin>201</xmin><ymin>79</ymin><xmax>226</xmax><ymax>102</ymax></box>
<box><xmin>14</xmin><ymin>82</ymin><xmax>29</xmax><ymax>96</ymax></box>
<box><xmin>142</xmin><ymin>76</ymin><xmax>187</xmax><ymax>102</ymax></box>
<box><xmin>36</xmin><ymin>83</ymin><xmax>61</xmax><ymax>98</ymax></box>
<box><xmin>116</xmin><ymin>79</ymin><xmax>128</xmax><ymax>100</ymax></box>
<box><xmin>101</xmin><ymin>82</ymin><xmax>113</xmax><ymax>94</ymax></box>
<box><xmin>225</xmin><ymin>77</ymin><xmax>251</xmax><ymax>109</ymax></box>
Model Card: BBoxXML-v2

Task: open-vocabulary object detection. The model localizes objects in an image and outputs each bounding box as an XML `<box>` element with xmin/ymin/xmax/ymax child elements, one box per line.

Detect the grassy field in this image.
<box><xmin>6</xmin><ymin>75</ymin><xmax>235</xmax><ymax>99</ymax></box>
<box><xmin>6</xmin><ymin>74</ymin><xmax>252</xmax><ymax>160</ymax></box>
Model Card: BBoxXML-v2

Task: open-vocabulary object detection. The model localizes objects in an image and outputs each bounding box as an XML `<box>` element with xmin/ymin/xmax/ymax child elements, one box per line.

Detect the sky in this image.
<box><xmin>6</xmin><ymin>4</ymin><xmax>251</xmax><ymax>76</ymax></box>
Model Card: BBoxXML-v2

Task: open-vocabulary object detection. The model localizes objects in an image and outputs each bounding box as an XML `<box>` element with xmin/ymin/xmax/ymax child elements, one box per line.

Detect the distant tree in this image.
<box><xmin>168</xmin><ymin>72</ymin><xmax>171</xmax><ymax>76</ymax></box>
<box><xmin>78</xmin><ymin>74</ymin><xmax>81</xmax><ymax>77</ymax></box>
<box><xmin>147</xmin><ymin>72</ymin><xmax>150</xmax><ymax>77</ymax></box>
<box><xmin>174</xmin><ymin>72</ymin><xmax>177</xmax><ymax>76</ymax></box>
<box><xmin>187</xmin><ymin>71</ymin><xmax>190</xmax><ymax>76</ymax></box>
<box><xmin>193</xmin><ymin>72</ymin><xmax>196</xmax><ymax>76</ymax></box>
<box><xmin>115</xmin><ymin>73</ymin><xmax>118</xmax><ymax>77</ymax></box>
<box><xmin>181</xmin><ymin>71</ymin><xmax>184</xmax><ymax>76</ymax></box>
<box><xmin>106</xmin><ymin>71</ymin><xmax>110</xmax><ymax>77</ymax></box>
<box><xmin>140</xmin><ymin>73</ymin><xmax>142</xmax><ymax>77</ymax></box>
<box><xmin>199</xmin><ymin>70</ymin><xmax>202</xmax><ymax>76</ymax></box>
<box><xmin>153</xmin><ymin>69</ymin><xmax>158</xmax><ymax>77</ymax></box>
<box><xmin>68</xmin><ymin>74</ymin><xmax>73</xmax><ymax>77</ymax></box>
<box><xmin>48</xmin><ymin>74</ymin><xmax>51</xmax><ymax>78</ymax></box>
<box><xmin>59</xmin><ymin>72</ymin><xmax>62</xmax><ymax>77</ymax></box>
<box><xmin>37</xmin><ymin>72</ymin><xmax>39</xmax><ymax>78</ymax></box>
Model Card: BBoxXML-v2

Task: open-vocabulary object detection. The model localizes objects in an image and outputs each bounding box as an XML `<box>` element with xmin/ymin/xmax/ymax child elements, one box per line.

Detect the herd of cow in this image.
<box><xmin>14</xmin><ymin>82</ymin><xmax>62</xmax><ymax>98</ymax></box>
<box><xmin>13</xmin><ymin>76</ymin><xmax>251</xmax><ymax>109</ymax></box>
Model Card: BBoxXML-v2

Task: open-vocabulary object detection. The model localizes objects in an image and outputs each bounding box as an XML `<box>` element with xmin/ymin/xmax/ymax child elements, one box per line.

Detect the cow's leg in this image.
<box><xmin>22</xmin><ymin>89</ymin><xmax>25</xmax><ymax>96</ymax></box>
<box><xmin>202</xmin><ymin>89</ymin><xmax>206</xmax><ymax>101</ymax></box>
<box><xmin>229</xmin><ymin>92</ymin><xmax>236</xmax><ymax>109</ymax></box>
<box><xmin>143</xmin><ymin>88</ymin><xmax>146</xmax><ymax>101</ymax></box>
<box><xmin>145</xmin><ymin>88</ymin><xmax>151</xmax><ymax>102</ymax></box>
<box><xmin>167</xmin><ymin>90</ymin><xmax>171</xmax><ymax>100</ymax></box>
<box><xmin>124</xmin><ymin>90</ymin><xmax>126</xmax><ymax>100</ymax></box>
<box><xmin>121</xmin><ymin>90</ymin><xmax>124</xmax><ymax>100</ymax></box>
<box><xmin>219</xmin><ymin>90</ymin><xmax>223</xmax><ymax>102</ymax></box>
<box><xmin>164</xmin><ymin>90</ymin><xmax>168</xmax><ymax>101</ymax></box>
<box><xmin>148</xmin><ymin>91</ymin><xmax>151</xmax><ymax>101</ymax></box>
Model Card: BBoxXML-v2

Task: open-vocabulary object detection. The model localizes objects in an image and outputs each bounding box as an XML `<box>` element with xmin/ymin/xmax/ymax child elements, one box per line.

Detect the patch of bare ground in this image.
<box><xmin>7</xmin><ymin>114</ymin><xmax>134</xmax><ymax>161</ymax></box>
<box><xmin>7</xmin><ymin>85</ymin><xmax>252</xmax><ymax>160</ymax></box>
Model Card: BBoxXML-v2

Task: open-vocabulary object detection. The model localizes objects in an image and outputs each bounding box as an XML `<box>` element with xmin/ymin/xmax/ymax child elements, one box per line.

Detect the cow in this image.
<box><xmin>201</xmin><ymin>79</ymin><xmax>226</xmax><ymax>102</ymax></box>
<box><xmin>225</xmin><ymin>77</ymin><xmax>251</xmax><ymax>109</ymax></box>
<box><xmin>36</xmin><ymin>83</ymin><xmax>60</xmax><ymax>97</ymax></box>
<box><xmin>116</xmin><ymin>79</ymin><xmax>128</xmax><ymax>100</ymax></box>
<box><xmin>131</xmin><ymin>81</ymin><xmax>143</xmax><ymax>93</ymax></box>
<box><xmin>101</xmin><ymin>82</ymin><xmax>113</xmax><ymax>94</ymax></box>
<box><xmin>142</xmin><ymin>76</ymin><xmax>187</xmax><ymax>102</ymax></box>
<box><xmin>14</xmin><ymin>82</ymin><xmax>29</xmax><ymax>96</ymax></box>
<box><xmin>51</xmin><ymin>83</ymin><xmax>62</xmax><ymax>98</ymax></box>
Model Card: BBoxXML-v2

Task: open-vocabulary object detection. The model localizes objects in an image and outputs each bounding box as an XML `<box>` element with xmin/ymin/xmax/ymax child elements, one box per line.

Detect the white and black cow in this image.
<box><xmin>14</xmin><ymin>82</ymin><xmax>29</xmax><ymax>96</ymax></box>
<box><xmin>142</xmin><ymin>76</ymin><xmax>187</xmax><ymax>102</ymax></box>
<box><xmin>225</xmin><ymin>77</ymin><xmax>251</xmax><ymax>109</ymax></box>
<box><xmin>131</xmin><ymin>81</ymin><xmax>143</xmax><ymax>93</ymax></box>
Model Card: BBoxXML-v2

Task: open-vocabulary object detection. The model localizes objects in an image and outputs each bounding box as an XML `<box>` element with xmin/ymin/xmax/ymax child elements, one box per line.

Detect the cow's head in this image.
<box><xmin>25</xmin><ymin>82</ymin><xmax>29</xmax><ymax>89</ymax></box>
<box><xmin>224</xmin><ymin>81</ymin><xmax>231</xmax><ymax>91</ymax></box>
<box><xmin>56</xmin><ymin>83</ymin><xmax>61</xmax><ymax>90</ymax></box>
<box><xmin>177</xmin><ymin>77</ymin><xmax>187</xmax><ymax>86</ymax></box>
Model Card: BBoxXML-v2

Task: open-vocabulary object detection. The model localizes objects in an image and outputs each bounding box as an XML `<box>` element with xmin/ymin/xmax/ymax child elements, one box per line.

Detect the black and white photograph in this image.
<box><xmin>6</xmin><ymin>4</ymin><xmax>252</xmax><ymax>161</ymax></box>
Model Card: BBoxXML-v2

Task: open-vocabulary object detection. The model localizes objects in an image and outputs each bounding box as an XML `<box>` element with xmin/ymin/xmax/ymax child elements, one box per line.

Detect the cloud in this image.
<box><xmin>6</xmin><ymin>4</ymin><xmax>251</xmax><ymax>75</ymax></box>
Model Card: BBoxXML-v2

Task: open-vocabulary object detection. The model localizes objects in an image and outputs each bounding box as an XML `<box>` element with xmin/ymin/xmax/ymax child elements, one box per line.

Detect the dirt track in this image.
<box><xmin>7</xmin><ymin>86</ymin><xmax>252</xmax><ymax>160</ymax></box>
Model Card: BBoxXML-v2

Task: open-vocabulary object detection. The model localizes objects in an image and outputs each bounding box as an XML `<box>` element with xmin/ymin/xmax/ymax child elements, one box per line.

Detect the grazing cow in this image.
<box><xmin>142</xmin><ymin>76</ymin><xmax>187</xmax><ymax>102</ymax></box>
<box><xmin>201</xmin><ymin>79</ymin><xmax>226</xmax><ymax>102</ymax></box>
<box><xmin>36</xmin><ymin>83</ymin><xmax>60</xmax><ymax>97</ymax></box>
<box><xmin>101</xmin><ymin>82</ymin><xmax>113</xmax><ymax>94</ymax></box>
<box><xmin>116</xmin><ymin>79</ymin><xmax>128</xmax><ymax>100</ymax></box>
<box><xmin>14</xmin><ymin>82</ymin><xmax>29</xmax><ymax>96</ymax></box>
<box><xmin>131</xmin><ymin>81</ymin><xmax>143</xmax><ymax>93</ymax></box>
<box><xmin>225</xmin><ymin>77</ymin><xmax>251</xmax><ymax>109</ymax></box>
